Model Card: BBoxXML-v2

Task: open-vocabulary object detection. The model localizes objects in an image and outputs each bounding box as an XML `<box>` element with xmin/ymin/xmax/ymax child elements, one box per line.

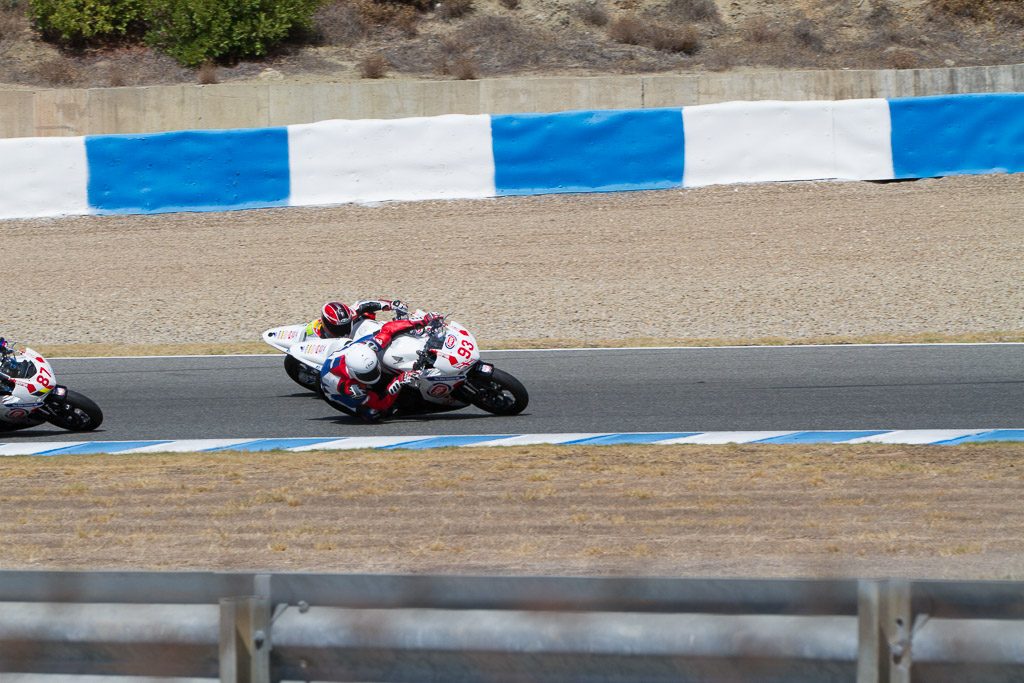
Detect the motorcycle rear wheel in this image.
<box><xmin>45</xmin><ymin>390</ymin><xmax>103</xmax><ymax>432</ymax></box>
<box><xmin>468</xmin><ymin>368</ymin><xmax>529</xmax><ymax>416</ymax></box>
<box><xmin>284</xmin><ymin>354</ymin><xmax>321</xmax><ymax>392</ymax></box>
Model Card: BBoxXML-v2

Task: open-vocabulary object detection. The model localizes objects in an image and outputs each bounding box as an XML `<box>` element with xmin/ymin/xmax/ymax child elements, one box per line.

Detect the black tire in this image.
<box><xmin>284</xmin><ymin>354</ymin><xmax>320</xmax><ymax>392</ymax></box>
<box><xmin>468</xmin><ymin>368</ymin><xmax>529</xmax><ymax>416</ymax></box>
<box><xmin>45</xmin><ymin>390</ymin><xmax>103</xmax><ymax>432</ymax></box>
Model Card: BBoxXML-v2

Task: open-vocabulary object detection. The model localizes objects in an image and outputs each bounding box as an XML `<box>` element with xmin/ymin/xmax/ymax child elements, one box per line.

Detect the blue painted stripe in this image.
<box><xmin>5</xmin><ymin>431</ymin><xmax>1024</xmax><ymax>456</ymax></box>
<box><xmin>565</xmin><ymin>433</ymin><xmax>700</xmax><ymax>445</ymax></box>
<box><xmin>380</xmin><ymin>435</ymin><xmax>516</xmax><ymax>450</ymax></box>
<box><xmin>491</xmin><ymin>108</ymin><xmax>685</xmax><ymax>196</ymax></box>
<box><xmin>889</xmin><ymin>93</ymin><xmax>1024</xmax><ymax>179</ymax></box>
<box><xmin>939</xmin><ymin>430</ymin><xmax>1024</xmax><ymax>444</ymax></box>
<box><xmin>754</xmin><ymin>431</ymin><xmax>889</xmax><ymax>444</ymax></box>
<box><xmin>37</xmin><ymin>441</ymin><xmax>172</xmax><ymax>455</ymax></box>
<box><xmin>205</xmin><ymin>438</ymin><xmax>340</xmax><ymax>452</ymax></box>
<box><xmin>86</xmin><ymin>128</ymin><xmax>290</xmax><ymax>214</ymax></box>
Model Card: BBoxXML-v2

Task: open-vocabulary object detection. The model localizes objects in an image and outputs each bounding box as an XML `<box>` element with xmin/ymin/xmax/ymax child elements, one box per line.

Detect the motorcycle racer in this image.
<box><xmin>0</xmin><ymin>338</ymin><xmax>20</xmax><ymax>394</ymax></box>
<box><xmin>309</xmin><ymin>299</ymin><xmax>409</xmax><ymax>340</ymax></box>
<box><xmin>320</xmin><ymin>313</ymin><xmax>441</xmax><ymax>422</ymax></box>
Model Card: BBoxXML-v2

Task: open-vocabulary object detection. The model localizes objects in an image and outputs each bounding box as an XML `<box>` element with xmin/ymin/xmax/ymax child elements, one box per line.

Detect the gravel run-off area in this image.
<box><xmin>2</xmin><ymin>173</ymin><xmax>1022</xmax><ymax>348</ymax></box>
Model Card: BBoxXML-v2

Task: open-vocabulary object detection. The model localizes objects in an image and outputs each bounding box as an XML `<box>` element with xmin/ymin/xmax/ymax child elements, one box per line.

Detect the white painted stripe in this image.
<box><xmin>0</xmin><ymin>442</ymin><xmax>86</xmax><ymax>456</ymax></box>
<box><xmin>684</xmin><ymin>100</ymin><xmax>833</xmax><ymax>187</ymax></box>
<box><xmin>0</xmin><ymin>136</ymin><xmax>90</xmax><ymax>220</ymax></box>
<box><xmin>656</xmin><ymin>431</ymin><xmax>796</xmax><ymax>445</ymax></box>
<box><xmin>845</xmin><ymin>430</ymin><xmax>986</xmax><ymax>445</ymax></box>
<box><xmin>5</xmin><ymin>431</ymin><xmax>1021</xmax><ymax>456</ymax></box>
<box><xmin>288</xmin><ymin>114</ymin><xmax>496</xmax><ymax>206</ymax></box>
<box><xmin>117</xmin><ymin>439</ymin><xmax>253</xmax><ymax>453</ymax></box>
<box><xmin>287</xmin><ymin>436</ymin><xmax>420</xmax><ymax>451</ymax></box>
<box><xmin>683</xmin><ymin>99</ymin><xmax>894</xmax><ymax>187</ymax></box>
<box><xmin>832</xmin><ymin>98</ymin><xmax>894</xmax><ymax>180</ymax></box>
<box><xmin>474</xmin><ymin>434</ymin><xmax>609</xmax><ymax>447</ymax></box>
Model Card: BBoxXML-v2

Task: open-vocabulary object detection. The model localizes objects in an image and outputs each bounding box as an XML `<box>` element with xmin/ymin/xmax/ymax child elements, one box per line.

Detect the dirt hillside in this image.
<box><xmin>1</xmin><ymin>0</ymin><xmax>1022</xmax><ymax>88</ymax></box>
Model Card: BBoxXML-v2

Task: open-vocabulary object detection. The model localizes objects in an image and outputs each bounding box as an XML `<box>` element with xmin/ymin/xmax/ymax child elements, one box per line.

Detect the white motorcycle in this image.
<box><xmin>263</xmin><ymin>313</ymin><xmax>529</xmax><ymax>418</ymax></box>
<box><xmin>0</xmin><ymin>340</ymin><xmax>104</xmax><ymax>432</ymax></box>
<box><xmin>263</xmin><ymin>316</ymin><xmax>383</xmax><ymax>392</ymax></box>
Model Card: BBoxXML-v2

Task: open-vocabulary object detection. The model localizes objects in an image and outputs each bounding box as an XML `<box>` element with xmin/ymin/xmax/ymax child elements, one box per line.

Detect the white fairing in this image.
<box><xmin>351</xmin><ymin>317</ymin><xmax>383</xmax><ymax>340</ymax></box>
<box><xmin>432</xmin><ymin>323</ymin><xmax>481</xmax><ymax>374</ymax></box>
<box><xmin>382</xmin><ymin>335</ymin><xmax>424</xmax><ymax>373</ymax></box>
<box><xmin>380</xmin><ymin>320</ymin><xmax>481</xmax><ymax>407</ymax></box>
<box><xmin>0</xmin><ymin>347</ymin><xmax>56</xmax><ymax>424</ymax></box>
<box><xmin>287</xmin><ymin>338</ymin><xmax>349</xmax><ymax>370</ymax></box>
<box><xmin>262</xmin><ymin>324</ymin><xmax>310</xmax><ymax>352</ymax></box>
<box><xmin>262</xmin><ymin>318</ymin><xmax>383</xmax><ymax>354</ymax></box>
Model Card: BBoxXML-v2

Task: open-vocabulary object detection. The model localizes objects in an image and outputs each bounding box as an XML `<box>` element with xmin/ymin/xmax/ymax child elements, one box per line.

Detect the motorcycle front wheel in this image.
<box><xmin>468</xmin><ymin>368</ymin><xmax>529</xmax><ymax>416</ymax></box>
<box><xmin>45</xmin><ymin>390</ymin><xmax>103</xmax><ymax>432</ymax></box>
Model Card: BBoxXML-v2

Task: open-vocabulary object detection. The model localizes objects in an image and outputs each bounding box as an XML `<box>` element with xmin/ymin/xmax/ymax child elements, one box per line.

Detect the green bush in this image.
<box><xmin>29</xmin><ymin>0</ymin><xmax>145</xmax><ymax>43</ymax></box>
<box><xmin>144</xmin><ymin>0</ymin><xmax>326</xmax><ymax>67</ymax></box>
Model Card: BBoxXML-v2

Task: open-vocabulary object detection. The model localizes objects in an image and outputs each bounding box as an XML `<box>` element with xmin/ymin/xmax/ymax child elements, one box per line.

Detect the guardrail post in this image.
<box><xmin>857</xmin><ymin>579</ymin><xmax>883</xmax><ymax>683</ymax></box>
<box><xmin>880</xmin><ymin>579</ymin><xmax>912</xmax><ymax>683</ymax></box>
<box><xmin>858</xmin><ymin>579</ymin><xmax>913</xmax><ymax>683</ymax></box>
<box><xmin>220</xmin><ymin>596</ymin><xmax>271</xmax><ymax>683</ymax></box>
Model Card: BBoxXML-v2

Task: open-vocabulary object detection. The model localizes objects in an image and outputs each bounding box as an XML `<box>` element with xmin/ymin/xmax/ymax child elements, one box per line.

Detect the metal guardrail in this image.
<box><xmin>0</xmin><ymin>571</ymin><xmax>1022</xmax><ymax>682</ymax></box>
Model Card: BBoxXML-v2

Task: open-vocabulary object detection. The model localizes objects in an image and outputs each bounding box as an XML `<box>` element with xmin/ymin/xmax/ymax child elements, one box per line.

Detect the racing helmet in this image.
<box><xmin>344</xmin><ymin>344</ymin><xmax>381</xmax><ymax>385</ymax></box>
<box><xmin>321</xmin><ymin>302</ymin><xmax>355</xmax><ymax>338</ymax></box>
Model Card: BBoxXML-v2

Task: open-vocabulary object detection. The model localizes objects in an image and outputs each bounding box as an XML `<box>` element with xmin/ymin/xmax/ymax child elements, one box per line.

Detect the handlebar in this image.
<box><xmin>412</xmin><ymin>316</ymin><xmax>449</xmax><ymax>371</ymax></box>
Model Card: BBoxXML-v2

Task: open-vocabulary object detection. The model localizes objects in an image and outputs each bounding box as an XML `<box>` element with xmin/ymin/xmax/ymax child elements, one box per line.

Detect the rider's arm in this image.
<box><xmin>351</xmin><ymin>299</ymin><xmax>406</xmax><ymax>318</ymax></box>
<box><xmin>367</xmin><ymin>315</ymin><xmax>440</xmax><ymax>350</ymax></box>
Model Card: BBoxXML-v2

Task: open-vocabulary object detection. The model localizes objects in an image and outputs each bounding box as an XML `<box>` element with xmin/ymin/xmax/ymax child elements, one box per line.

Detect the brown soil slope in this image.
<box><xmin>2</xmin><ymin>0</ymin><xmax>1023</xmax><ymax>88</ymax></box>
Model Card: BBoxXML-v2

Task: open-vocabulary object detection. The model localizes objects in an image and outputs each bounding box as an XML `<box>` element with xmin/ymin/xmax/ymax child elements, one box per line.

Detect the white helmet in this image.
<box><xmin>344</xmin><ymin>344</ymin><xmax>381</xmax><ymax>384</ymax></box>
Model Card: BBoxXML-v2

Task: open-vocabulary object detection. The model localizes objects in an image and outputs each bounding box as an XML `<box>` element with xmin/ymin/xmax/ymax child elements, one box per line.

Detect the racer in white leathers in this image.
<box><xmin>0</xmin><ymin>338</ymin><xmax>16</xmax><ymax>396</ymax></box>
<box><xmin>320</xmin><ymin>314</ymin><xmax>441</xmax><ymax>422</ymax></box>
<box><xmin>308</xmin><ymin>299</ymin><xmax>408</xmax><ymax>340</ymax></box>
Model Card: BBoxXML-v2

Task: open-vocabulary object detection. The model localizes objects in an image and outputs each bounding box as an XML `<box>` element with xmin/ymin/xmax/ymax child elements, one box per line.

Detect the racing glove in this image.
<box><xmin>387</xmin><ymin>370</ymin><xmax>421</xmax><ymax>395</ymax></box>
<box><xmin>411</xmin><ymin>312</ymin><xmax>442</xmax><ymax>328</ymax></box>
<box><xmin>389</xmin><ymin>300</ymin><xmax>409</xmax><ymax>315</ymax></box>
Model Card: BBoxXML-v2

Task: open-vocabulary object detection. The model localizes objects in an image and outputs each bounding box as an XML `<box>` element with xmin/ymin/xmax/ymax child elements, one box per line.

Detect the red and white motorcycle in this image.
<box><xmin>0</xmin><ymin>340</ymin><xmax>104</xmax><ymax>432</ymax></box>
<box><xmin>263</xmin><ymin>313</ymin><xmax>529</xmax><ymax>418</ymax></box>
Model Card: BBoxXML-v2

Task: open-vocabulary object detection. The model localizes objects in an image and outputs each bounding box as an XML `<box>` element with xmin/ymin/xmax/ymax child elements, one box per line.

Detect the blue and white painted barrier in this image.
<box><xmin>1</xmin><ymin>430</ymin><xmax>1022</xmax><ymax>455</ymax></box>
<box><xmin>2</xmin><ymin>93</ymin><xmax>1023</xmax><ymax>220</ymax></box>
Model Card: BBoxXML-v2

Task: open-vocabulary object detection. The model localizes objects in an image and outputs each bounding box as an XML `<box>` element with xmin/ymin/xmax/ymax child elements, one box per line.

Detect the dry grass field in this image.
<box><xmin>2</xmin><ymin>444</ymin><xmax>1023</xmax><ymax>579</ymax></box>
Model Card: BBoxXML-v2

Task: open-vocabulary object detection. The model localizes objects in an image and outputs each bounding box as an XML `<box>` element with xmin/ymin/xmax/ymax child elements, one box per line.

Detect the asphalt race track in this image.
<box><xmin>3</xmin><ymin>344</ymin><xmax>1020</xmax><ymax>443</ymax></box>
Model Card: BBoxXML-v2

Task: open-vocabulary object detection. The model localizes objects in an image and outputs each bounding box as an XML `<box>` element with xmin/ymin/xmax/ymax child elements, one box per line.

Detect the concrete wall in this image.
<box><xmin>2</xmin><ymin>64</ymin><xmax>1024</xmax><ymax>138</ymax></box>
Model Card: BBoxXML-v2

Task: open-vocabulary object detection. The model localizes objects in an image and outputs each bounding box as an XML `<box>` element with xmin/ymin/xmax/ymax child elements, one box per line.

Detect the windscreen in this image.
<box><xmin>0</xmin><ymin>356</ymin><xmax>35</xmax><ymax>379</ymax></box>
